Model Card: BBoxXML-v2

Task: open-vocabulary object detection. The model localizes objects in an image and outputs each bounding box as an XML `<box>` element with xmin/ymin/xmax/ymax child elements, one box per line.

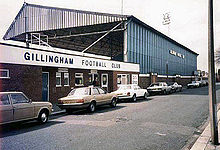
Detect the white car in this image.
<box><xmin>147</xmin><ymin>82</ymin><xmax>172</xmax><ymax>95</ymax></box>
<box><xmin>200</xmin><ymin>80</ymin><xmax>208</xmax><ymax>86</ymax></box>
<box><xmin>170</xmin><ymin>82</ymin><xmax>182</xmax><ymax>92</ymax></box>
<box><xmin>187</xmin><ymin>81</ymin><xmax>200</xmax><ymax>88</ymax></box>
<box><xmin>112</xmin><ymin>84</ymin><xmax>148</xmax><ymax>102</ymax></box>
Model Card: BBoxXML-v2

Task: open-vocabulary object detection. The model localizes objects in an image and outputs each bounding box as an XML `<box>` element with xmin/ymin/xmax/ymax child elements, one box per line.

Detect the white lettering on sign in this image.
<box><xmin>0</xmin><ymin>44</ymin><xmax>140</xmax><ymax>72</ymax></box>
<box><xmin>169</xmin><ymin>50</ymin><xmax>185</xmax><ymax>59</ymax></box>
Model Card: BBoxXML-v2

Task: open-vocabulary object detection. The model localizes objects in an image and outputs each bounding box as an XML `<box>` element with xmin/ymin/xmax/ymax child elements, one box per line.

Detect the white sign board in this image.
<box><xmin>132</xmin><ymin>74</ymin><xmax>139</xmax><ymax>85</ymax></box>
<box><xmin>0</xmin><ymin>44</ymin><xmax>140</xmax><ymax>72</ymax></box>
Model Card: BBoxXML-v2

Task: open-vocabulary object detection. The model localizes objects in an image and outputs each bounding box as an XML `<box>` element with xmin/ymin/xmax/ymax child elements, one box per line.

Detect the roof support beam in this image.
<box><xmin>29</xmin><ymin>28</ymin><xmax>125</xmax><ymax>42</ymax></box>
<box><xmin>82</xmin><ymin>21</ymin><xmax>124</xmax><ymax>53</ymax></box>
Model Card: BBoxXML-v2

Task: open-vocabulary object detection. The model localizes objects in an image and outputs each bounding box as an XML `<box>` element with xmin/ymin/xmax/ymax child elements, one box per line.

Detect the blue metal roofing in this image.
<box><xmin>3</xmin><ymin>2</ymin><xmax>128</xmax><ymax>40</ymax></box>
<box><xmin>3</xmin><ymin>2</ymin><xmax>198</xmax><ymax>56</ymax></box>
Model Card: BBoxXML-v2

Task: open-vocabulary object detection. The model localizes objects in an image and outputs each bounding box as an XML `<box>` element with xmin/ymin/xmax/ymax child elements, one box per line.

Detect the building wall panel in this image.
<box><xmin>127</xmin><ymin>21</ymin><xmax>197</xmax><ymax>76</ymax></box>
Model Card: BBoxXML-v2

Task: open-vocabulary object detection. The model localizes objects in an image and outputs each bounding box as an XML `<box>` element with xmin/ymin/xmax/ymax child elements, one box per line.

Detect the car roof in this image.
<box><xmin>152</xmin><ymin>82</ymin><xmax>166</xmax><ymax>84</ymax></box>
<box><xmin>118</xmin><ymin>84</ymin><xmax>138</xmax><ymax>87</ymax></box>
<box><xmin>0</xmin><ymin>91</ymin><xmax>23</xmax><ymax>94</ymax></box>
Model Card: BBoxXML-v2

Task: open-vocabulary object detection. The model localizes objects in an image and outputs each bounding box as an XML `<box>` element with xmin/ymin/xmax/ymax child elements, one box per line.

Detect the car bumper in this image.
<box><xmin>118</xmin><ymin>95</ymin><xmax>133</xmax><ymax>99</ymax></box>
<box><xmin>147</xmin><ymin>90</ymin><xmax>163</xmax><ymax>93</ymax></box>
<box><xmin>57</xmin><ymin>103</ymin><xmax>90</xmax><ymax>109</ymax></box>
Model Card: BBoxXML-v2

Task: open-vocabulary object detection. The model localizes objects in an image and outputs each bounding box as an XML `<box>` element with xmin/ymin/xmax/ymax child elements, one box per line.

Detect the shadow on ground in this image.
<box><xmin>0</xmin><ymin>120</ymin><xmax>64</xmax><ymax>138</ymax></box>
<box><xmin>118</xmin><ymin>97</ymin><xmax>153</xmax><ymax>104</ymax></box>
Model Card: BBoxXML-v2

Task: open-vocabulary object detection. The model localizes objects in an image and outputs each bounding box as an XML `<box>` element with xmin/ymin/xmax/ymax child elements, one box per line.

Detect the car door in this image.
<box><xmin>0</xmin><ymin>94</ymin><xmax>13</xmax><ymax>124</ymax></box>
<box><xmin>136</xmin><ymin>85</ymin><xmax>144</xmax><ymax>97</ymax></box>
<box><xmin>165</xmin><ymin>83</ymin><xmax>171</xmax><ymax>91</ymax></box>
<box><xmin>92</xmin><ymin>88</ymin><xmax>103</xmax><ymax>106</ymax></box>
<box><xmin>10</xmin><ymin>93</ymin><xmax>35</xmax><ymax>121</ymax></box>
<box><xmin>133</xmin><ymin>85</ymin><xmax>141</xmax><ymax>97</ymax></box>
<box><xmin>97</xmin><ymin>87</ymin><xmax>112</xmax><ymax>104</ymax></box>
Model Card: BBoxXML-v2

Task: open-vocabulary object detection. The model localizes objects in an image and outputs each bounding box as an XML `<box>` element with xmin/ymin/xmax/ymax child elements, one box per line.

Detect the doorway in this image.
<box><xmin>42</xmin><ymin>72</ymin><xmax>49</xmax><ymax>101</ymax></box>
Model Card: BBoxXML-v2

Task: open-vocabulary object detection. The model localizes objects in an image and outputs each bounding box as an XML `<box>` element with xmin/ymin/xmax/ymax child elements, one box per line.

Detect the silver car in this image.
<box><xmin>0</xmin><ymin>92</ymin><xmax>52</xmax><ymax>125</ymax></box>
<box><xmin>147</xmin><ymin>82</ymin><xmax>172</xmax><ymax>95</ymax></box>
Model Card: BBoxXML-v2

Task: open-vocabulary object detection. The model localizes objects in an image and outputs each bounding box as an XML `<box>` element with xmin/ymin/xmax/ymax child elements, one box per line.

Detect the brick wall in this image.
<box><xmin>0</xmin><ymin>63</ymin><xmax>42</xmax><ymax>102</ymax></box>
<box><xmin>139</xmin><ymin>75</ymin><xmax>197</xmax><ymax>88</ymax></box>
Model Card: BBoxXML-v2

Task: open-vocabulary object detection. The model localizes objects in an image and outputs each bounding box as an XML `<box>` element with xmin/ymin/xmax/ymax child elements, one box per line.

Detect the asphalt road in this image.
<box><xmin>1</xmin><ymin>85</ymin><xmax>220</xmax><ymax>150</ymax></box>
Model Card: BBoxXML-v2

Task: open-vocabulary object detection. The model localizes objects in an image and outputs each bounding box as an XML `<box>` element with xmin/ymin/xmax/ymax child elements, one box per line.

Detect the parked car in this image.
<box><xmin>0</xmin><ymin>92</ymin><xmax>52</xmax><ymax>125</ymax></box>
<box><xmin>57</xmin><ymin>86</ymin><xmax>118</xmax><ymax>114</ymax></box>
<box><xmin>112</xmin><ymin>84</ymin><xmax>148</xmax><ymax>102</ymax></box>
<box><xmin>147</xmin><ymin>82</ymin><xmax>172</xmax><ymax>95</ymax></box>
<box><xmin>200</xmin><ymin>80</ymin><xmax>208</xmax><ymax>86</ymax></box>
<box><xmin>168</xmin><ymin>82</ymin><xmax>182</xmax><ymax>92</ymax></box>
<box><xmin>187</xmin><ymin>81</ymin><xmax>200</xmax><ymax>88</ymax></box>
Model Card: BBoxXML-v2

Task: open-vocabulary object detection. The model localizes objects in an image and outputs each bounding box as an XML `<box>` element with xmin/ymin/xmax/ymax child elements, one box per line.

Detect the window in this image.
<box><xmin>68</xmin><ymin>88</ymin><xmax>90</xmax><ymax>96</ymax></box>
<box><xmin>0</xmin><ymin>94</ymin><xmax>10</xmax><ymax>105</ymax></box>
<box><xmin>127</xmin><ymin>74</ymin><xmax>130</xmax><ymax>84</ymax></box>
<box><xmin>101</xmin><ymin>74</ymin><xmax>108</xmax><ymax>87</ymax></box>
<box><xmin>92</xmin><ymin>88</ymin><xmax>99</xmax><ymax>95</ymax></box>
<box><xmin>98</xmin><ymin>88</ymin><xmax>106</xmax><ymax>94</ymax></box>
<box><xmin>0</xmin><ymin>69</ymin><xmax>9</xmax><ymax>79</ymax></box>
<box><xmin>11</xmin><ymin>93</ymin><xmax>29</xmax><ymax>104</ymax></box>
<box><xmin>64</xmin><ymin>73</ymin><xmax>69</xmax><ymax>86</ymax></box>
<box><xmin>117</xmin><ymin>75</ymin><xmax>122</xmax><ymax>84</ymax></box>
<box><xmin>75</xmin><ymin>73</ymin><xmax>83</xmax><ymax>86</ymax></box>
<box><xmin>117</xmin><ymin>74</ymin><xmax>130</xmax><ymax>85</ymax></box>
<box><xmin>56</xmin><ymin>72</ymin><xmax>61</xmax><ymax>87</ymax></box>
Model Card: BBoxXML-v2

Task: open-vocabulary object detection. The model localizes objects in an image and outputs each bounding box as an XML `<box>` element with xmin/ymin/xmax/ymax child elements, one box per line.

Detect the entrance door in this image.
<box><xmin>89</xmin><ymin>73</ymin><xmax>99</xmax><ymax>86</ymax></box>
<box><xmin>42</xmin><ymin>72</ymin><xmax>49</xmax><ymax>101</ymax></box>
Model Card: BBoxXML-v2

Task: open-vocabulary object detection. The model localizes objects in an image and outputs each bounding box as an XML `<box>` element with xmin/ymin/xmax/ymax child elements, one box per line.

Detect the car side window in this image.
<box><xmin>133</xmin><ymin>85</ymin><xmax>138</xmax><ymax>90</ymax></box>
<box><xmin>10</xmin><ymin>93</ymin><xmax>29</xmax><ymax>104</ymax></box>
<box><xmin>0</xmin><ymin>94</ymin><xmax>10</xmax><ymax>105</ymax></box>
<box><xmin>98</xmin><ymin>88</ymin><xmax>106</xmax><ymax>94</ymax></box>
<box><xmin>92</xmin><ymin>88</ymin><xmax>100</xmax><ymax>95</ymax></box>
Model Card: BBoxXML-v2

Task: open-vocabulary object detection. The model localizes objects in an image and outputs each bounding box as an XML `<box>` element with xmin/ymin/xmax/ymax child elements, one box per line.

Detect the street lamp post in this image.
<box><xmin>166</xmin><ymin>61</ymin><xmax>168</xmax><ymax>82</ymax></box>
<box><xmin>208</xmin><ymin>0</ymin><xmax>219</xmax><ymax>145</ymax></box>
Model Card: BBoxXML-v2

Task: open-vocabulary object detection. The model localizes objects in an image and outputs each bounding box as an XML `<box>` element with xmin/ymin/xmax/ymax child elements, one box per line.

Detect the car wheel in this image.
<box><xmin>66</xmin><ymin>109</ymin><xmax>73</xmax><ymax>114</ymax></box>
<box><xmin>110</xmin><ymin>98</ymin><xmax>117</xmax><ymax>107</ymax></box>
<box><xmin>163</xmin><ymin>90</ymin><xmax>167</xmax><ymax>95</ymax></box>
<box><xmin>132</xmin><ymin>94</ymin><xmax>137</xmax><ymax>102</ymax></box>
<box><xmin>38</xmin><ymin>110</ymin><xmax>49</xmax><ymax>123</ymax></box>
<box><xmin>88</xmin><ymin>101</ymin><xmax>96</xmax><ymax>112</ymax></box>
<box><xmin>144</xmin><ymin>92</ymin><xmax>148</xmax><ymax>100</ymax></box>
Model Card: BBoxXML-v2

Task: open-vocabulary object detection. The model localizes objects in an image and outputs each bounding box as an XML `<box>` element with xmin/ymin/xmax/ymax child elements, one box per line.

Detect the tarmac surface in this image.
<box><xmin>1</xmin><ymin>85</ymin><xmax>220</xmax><ymax>150</ymax></box>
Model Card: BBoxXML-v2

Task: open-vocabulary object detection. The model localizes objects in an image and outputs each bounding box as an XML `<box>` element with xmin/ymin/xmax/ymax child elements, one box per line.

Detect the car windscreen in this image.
<box><xmin>118</xmin><ymin>85</ymin><xmax>131</xmax><ymax>90</ymax></box>
<box><xmin>167</xmin><ymin>82</ymin><xmax>174</xmax><ymax>86</ymax></box>
<box><xmin>150</xmin><ymin>83</ymin><xmax>160</xmax><ymax>87</ymax></box>
<box><xmin>68</xmin><ymin>88</ymin><xmax>89</xmax><ymax>96</ymax></box>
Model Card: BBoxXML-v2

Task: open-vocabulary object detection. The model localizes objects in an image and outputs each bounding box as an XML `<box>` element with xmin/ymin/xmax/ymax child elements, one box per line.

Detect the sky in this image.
<box><xmin>0</xmin><ymin>0</ymin><xmax>220</xmax><ymax>71</ymax></box>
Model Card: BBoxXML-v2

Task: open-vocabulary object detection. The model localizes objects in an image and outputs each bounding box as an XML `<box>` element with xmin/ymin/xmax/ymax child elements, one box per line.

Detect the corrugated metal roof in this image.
<box><xmin>3</xmin><ymin>2</ymin><xmax>128</xmax><ymax>40</ymax></box>
<box><xmin>3</xmin><ymin>2</ymin><xmax>198</xmax><ymax>56</ymax></box>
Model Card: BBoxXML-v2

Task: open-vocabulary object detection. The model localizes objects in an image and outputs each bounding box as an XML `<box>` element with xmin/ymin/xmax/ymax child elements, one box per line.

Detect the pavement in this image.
<box><xmin>1</xmin><ymin>85</ymin><xmax>218</xmax><ymax>150</ymax></box>
<box><xmin>190</xmin><ymin>82</ymin><xmax>220</xmax><ymax>150</ymax></box>
<box><xmin>190</xmin><ymin>105</ymin><xmax>220</xmax><ymax>150</ymax></box>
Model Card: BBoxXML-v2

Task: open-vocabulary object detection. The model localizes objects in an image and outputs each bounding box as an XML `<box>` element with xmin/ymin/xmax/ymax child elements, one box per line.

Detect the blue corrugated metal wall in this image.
<box><xmin>127</xmin><ymin>21</ymin><xmax>197</xmax><ymax>75</ymax></box>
